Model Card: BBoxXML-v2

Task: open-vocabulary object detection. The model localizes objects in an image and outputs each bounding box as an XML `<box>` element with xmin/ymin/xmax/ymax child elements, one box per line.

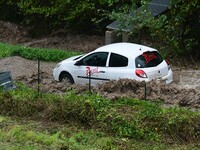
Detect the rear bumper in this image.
<box><xmin>160</xmin><ymin>69</ymin><xmax>173</xmax><ymax>84</ymax></box>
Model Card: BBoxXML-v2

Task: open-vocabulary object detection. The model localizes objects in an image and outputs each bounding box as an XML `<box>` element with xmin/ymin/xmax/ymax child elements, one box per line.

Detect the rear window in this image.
<box><xmin>135</xmin><ymin>51</ymin><xmax>163</xmax><ymax>68</ymax></box>
<box><xmin>109</xmin><ymin>53</ymin><xmax>128</xmax><ymax>67</ymax></box>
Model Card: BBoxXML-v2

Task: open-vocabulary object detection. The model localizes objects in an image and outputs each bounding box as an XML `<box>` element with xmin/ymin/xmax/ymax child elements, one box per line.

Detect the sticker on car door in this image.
<box><xmin>86</xmin><ymin>66</ymin><xmax>99</xmax><ymax>77</ymax></box>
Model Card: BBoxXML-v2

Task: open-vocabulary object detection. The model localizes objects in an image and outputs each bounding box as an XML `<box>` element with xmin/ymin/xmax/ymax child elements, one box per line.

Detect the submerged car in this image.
<box><xmin>53</xmin><ymin>42</ymin><xmax>173</xmax><ymax>85</ymax></box>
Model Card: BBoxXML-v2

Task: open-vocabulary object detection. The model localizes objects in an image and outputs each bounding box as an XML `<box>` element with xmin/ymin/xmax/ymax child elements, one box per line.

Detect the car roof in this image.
<box><xmin>94</xmin><ymin>42</ymin><xmax>157</xmax><ymax>57</ymax></box>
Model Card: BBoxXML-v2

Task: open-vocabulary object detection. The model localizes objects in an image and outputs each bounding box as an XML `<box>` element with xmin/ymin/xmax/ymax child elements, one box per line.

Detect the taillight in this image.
<box><xmin>165</xmin><ymin>59</ymin><xmax>171</xmax><ymax>70</ymax></box>
<box><xmin>135</xmin><ymin>69</ymin><xmax>147</xmax><ymax>78</ymax></box>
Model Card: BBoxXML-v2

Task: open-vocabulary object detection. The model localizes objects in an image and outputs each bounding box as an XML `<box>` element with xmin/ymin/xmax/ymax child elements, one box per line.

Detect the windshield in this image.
<box><xmin>73</xmin><ymin>55</ymin><xmax>84</xmax><ymax>61</ymax></box>
<box><xmin>135</xmin><ymin>51</ymin><xmax>163</xmax><ymax>68</ymax></box>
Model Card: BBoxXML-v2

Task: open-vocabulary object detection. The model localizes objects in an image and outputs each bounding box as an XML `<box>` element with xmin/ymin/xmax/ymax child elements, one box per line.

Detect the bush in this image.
<box><xmin>0</xmin><ymin>42</ymin><xmax>81</xmax><ymax>61</ymax></box>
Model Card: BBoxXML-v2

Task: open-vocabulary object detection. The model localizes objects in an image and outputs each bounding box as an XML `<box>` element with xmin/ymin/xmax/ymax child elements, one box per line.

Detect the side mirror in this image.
<box><xmin>74</xmin><ymin>60</ymin><xmax>83</xmax><ymax>66</ymax></box>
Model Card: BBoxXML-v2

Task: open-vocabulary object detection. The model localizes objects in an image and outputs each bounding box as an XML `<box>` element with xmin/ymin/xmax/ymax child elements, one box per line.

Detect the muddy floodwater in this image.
<box><xmin>0</xmin><ymin>56</ymin><xmax>200</xmax><ymax>110</ymax></box>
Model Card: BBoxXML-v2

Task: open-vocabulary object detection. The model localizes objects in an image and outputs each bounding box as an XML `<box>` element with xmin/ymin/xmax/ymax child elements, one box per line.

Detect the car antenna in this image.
<box><xmin>139</xmin><ymin>47</ymin><xmax>142</xmax><ymax>51</ymax></box>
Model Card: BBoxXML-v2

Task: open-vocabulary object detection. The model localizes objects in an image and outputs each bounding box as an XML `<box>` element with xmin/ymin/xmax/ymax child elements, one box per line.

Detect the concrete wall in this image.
<box><xmin>105</xmin><ymin>30</ymin><xmax>130</xmax><ymax>45</ymax></box>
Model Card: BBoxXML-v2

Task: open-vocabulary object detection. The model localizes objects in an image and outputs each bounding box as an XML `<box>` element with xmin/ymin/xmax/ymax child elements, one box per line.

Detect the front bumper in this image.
<box><xmin>53</xmin><ymin>68</ymin><xmax>60</xmax><ymax>81</ymax></box>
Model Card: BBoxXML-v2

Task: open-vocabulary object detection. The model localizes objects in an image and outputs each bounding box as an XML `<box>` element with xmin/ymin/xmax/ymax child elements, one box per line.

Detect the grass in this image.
<box><xmin>0</xmin><ymin>115</ymin><xmax>199</xmax><ymax>150</ymax></box>
<box><xmin>0</xmin><ymin>42</ymin><xmax>81</xmax><ymax>61</ymax></box>
<box><xmin>0</xmin><ymin>42</ymin><xmax>200</xmax><ymax>149</ymax></box>
<box><xmin>0</xmin><ymin>84</ymin><xmax>200</xmax><ymax>149</ymax></box>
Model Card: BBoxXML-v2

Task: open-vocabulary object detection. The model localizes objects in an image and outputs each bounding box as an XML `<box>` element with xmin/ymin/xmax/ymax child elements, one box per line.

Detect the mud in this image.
<box><xmin>5</xmin><ymin>57</ymin><xmax>200</xmax><ymax>110</ymax></box>
<box><xmin>95</xmin><ymin>79</ymin><xmax>200</xmax><ymax>109</ymax></box>
<box><xmin>0</xmin><ymin>21</ymin><xmax>30</xmax><ymax>44</ymax></box>
<box><xmin>15</xmin><ymin>71</ymin><xmax>89</xmax><ymax>94</ymax></box>
<box><xmin>0</xmin><ymin>21</ymin><xmax>200</xmax><ymax>110</ymax></box>
<box><xmin>0</xmin><ymin>21</ymin><xmax>104</xmax><ymax>53</ymax></box>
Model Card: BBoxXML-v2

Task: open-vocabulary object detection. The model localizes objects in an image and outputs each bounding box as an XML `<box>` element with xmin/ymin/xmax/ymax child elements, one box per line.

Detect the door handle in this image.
<box><xmin>99</xmin><ymin>71</ymin><xmax>105</xmax><ymax>73</ymax></box>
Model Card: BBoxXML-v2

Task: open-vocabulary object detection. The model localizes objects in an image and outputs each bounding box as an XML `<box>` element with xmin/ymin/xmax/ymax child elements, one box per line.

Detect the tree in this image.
<box><xmin>0</xmin><ymin>0</ymin><xmax>131</xmax><ymax>33</ymax></box>
<box><xmin>110</xmin><ymin>0</ymin><xmax>200</xmax><ymax>59</ymax></box>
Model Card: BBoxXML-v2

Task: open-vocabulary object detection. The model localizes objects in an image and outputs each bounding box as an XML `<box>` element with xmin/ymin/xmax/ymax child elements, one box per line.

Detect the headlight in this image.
<box><xmin>55</xmin><ymin>63</ymin><xmax>61</xmax><ymax>68</ymax></box>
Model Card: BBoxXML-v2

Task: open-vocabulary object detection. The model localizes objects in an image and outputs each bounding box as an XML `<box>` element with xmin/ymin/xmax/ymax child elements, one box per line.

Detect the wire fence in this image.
<box><xmin>0</xmin><ymin>56</ymin><xmax>168</xmax><ymax>100</ymax></box>
<box><xmin>0</xmin><ymin>56</ymin><xmax>54</xmax><ymax>92</ymax></box>
<box><xmin>2</xmin><ymin>56</ymin><xmax>200</xmax><ymax>109</ymax></box>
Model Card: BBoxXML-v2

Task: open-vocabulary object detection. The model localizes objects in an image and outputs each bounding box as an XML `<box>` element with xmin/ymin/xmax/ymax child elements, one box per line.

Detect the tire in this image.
<box><xmin>59</xmin><ymin>73</ymin><xmax>74</xmax><ymax>84</ymax></box>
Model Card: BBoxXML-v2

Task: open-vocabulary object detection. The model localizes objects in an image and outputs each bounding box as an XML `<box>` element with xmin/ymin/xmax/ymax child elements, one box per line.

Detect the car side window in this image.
<box><xmin>109</xmin><ymin>53</ymin><xmax>128</xmax><ymax>67</ymax></box>
<box><xmin>81</xmin><ymin>52</ymin><xmax>108</xmax><ymax>67</ymax></box>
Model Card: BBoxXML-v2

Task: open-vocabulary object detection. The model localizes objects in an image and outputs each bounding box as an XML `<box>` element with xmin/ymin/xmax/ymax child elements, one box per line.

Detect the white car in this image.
<box><xmin>53</xmin><ymin>42</ymin><xmax>173</xmax><ymax>85</ymax></box>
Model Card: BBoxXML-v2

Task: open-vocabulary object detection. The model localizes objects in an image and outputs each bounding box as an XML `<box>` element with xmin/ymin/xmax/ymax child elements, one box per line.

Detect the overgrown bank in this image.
<box><xmin>1</xmin><ymin>116</ymin><xmax>199</xmax><ymax>150</ymax></box>
<box><xmin>0</xmin><ymin>84</ymin><xmax>200</xmax><ymax>145</ymax></box>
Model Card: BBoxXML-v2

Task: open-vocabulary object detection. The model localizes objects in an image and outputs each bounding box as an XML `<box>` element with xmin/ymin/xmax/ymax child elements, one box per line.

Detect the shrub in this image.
<box><xmin>0</xmin><ymin>42</ymin><xmax>81</xmax><ymax>61</ymax></box>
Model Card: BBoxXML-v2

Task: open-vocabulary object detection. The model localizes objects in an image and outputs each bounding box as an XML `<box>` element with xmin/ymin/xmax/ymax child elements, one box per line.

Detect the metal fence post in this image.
<box><xmin>89</xmin><ymin>70</ymin><xmax>91</xmax><ymax>93</ymax></box>
<box><xmin>144</xmin><ymin>81</ymin><xmax>147</xmax><ymax>100</ymax></box>
<box><xmin>37</xmin><ymin>59</ymin><xmax>40</xmax><ymax>93</ymax></box>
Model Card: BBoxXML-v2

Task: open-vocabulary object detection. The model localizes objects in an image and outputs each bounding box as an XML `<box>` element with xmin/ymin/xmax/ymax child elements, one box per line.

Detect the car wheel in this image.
<box><xmin>60</xmin><ymin>73</ymin><xmax>74</xmax><ymax>84</ymax></box>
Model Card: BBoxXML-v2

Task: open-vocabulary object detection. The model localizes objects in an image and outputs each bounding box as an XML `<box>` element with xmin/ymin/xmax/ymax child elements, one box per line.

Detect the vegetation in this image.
<box><xmin>1</xmin><ymin>117</ymin><xmax>199</xmax><ymax>150</ymax></box>
<box><xmin>0</xmin><ymin>43</ymin><xmax>199</xmax><ymax>149</ymax></box>
<box><xmin>0</xmin><ymin>0</ymin><xmax>199</xmax><ymax>58</ymax></box>
<box><xmin>0</xmin><ymin>1</ymin><xmax>200</xmax><ymax>148</ymax></box>
<box><xmin>110</xmin><ymin>0</ymin><xmax>200</xmax><ymax>59</ymax></box>
<box><xmin>0</xmin><ymin>84</ymin><xmax>200</xmax><ymax>149</ymax></box>
<box><xmin>0</xmin><ymin>0</ymin><xmax>130</xmax><ymax>33</ymax></box>
<box><xmin>0</xmin><ymin>42</ymin><xmax>81</xmax><ymax>61</ymax></box>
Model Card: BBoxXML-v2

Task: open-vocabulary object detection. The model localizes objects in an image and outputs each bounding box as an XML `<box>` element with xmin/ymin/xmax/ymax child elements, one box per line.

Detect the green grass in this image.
<box><xmin>0</xmin><ymin>42</ymin><xmax>199</xmax><ymax>149</ymax></box>
<box><xmin>0</xmin><ymin>84</ymin><xmax>200</xmax><ymax>149</ymax></box>
<box><xmin>0</xmin><ymin>42</ymin><xmax>81</xmax><ymax>61</ymax></box>
<box><xmin>0</xmin><ymin>115</ymin><xmax>199</xmax><ymax>150</ymax></box>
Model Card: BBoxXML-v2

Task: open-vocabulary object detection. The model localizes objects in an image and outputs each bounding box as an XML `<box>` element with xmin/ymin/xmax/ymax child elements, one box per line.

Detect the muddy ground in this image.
<box><xmin>0</xmin><ymin>21</ymin><xmax>200</xmax><ymax>110</ymax></box>
<box><xmin>0</xmin><ymin>21</ymin><xmax>104</xmax><ymax>53</ymax></box>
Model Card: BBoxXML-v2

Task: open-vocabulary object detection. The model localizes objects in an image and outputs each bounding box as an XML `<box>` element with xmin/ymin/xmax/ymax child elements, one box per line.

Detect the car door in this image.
<box><xmin>105</xmin><ymin>53</ymin><xmax>130</xmax><ymax>80</ymax></box>
<box><xmin>73</xmin><ymin>52</ymin><xmax>109</xmax><ymax>85</ymax></box>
